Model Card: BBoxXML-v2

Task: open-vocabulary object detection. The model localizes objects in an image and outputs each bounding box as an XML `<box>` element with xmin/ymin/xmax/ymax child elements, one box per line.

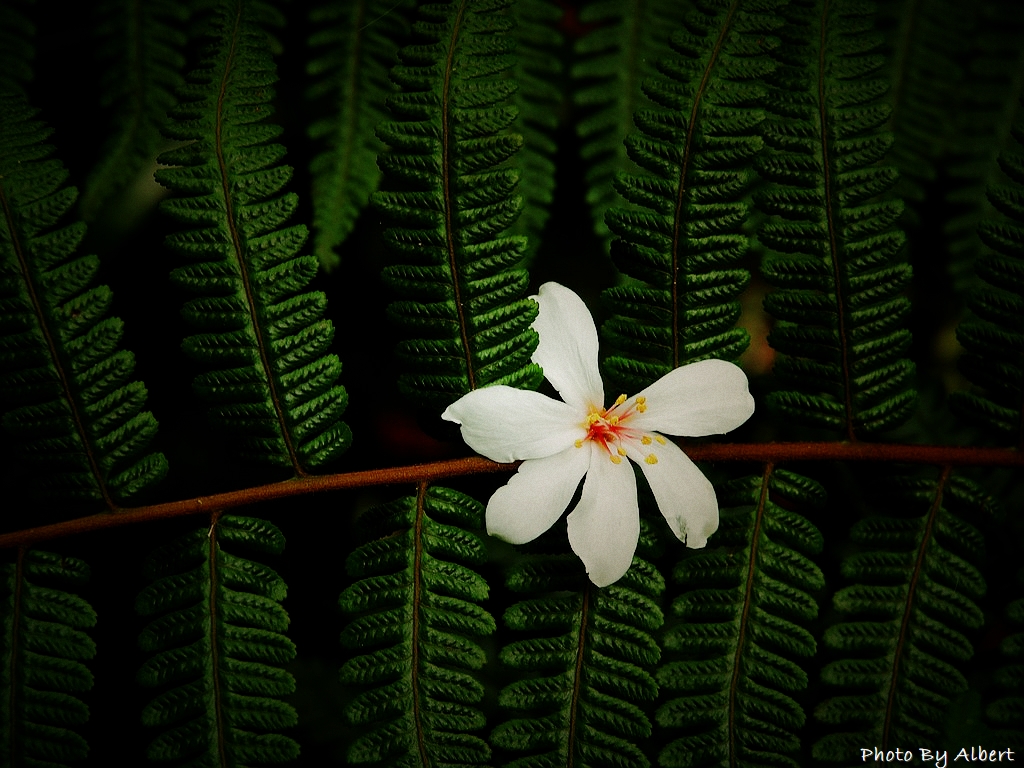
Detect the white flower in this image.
<box><xmin>442</xmin><ymin>282</ymin><xmax>754</xmax><ymax>587</ymax></box>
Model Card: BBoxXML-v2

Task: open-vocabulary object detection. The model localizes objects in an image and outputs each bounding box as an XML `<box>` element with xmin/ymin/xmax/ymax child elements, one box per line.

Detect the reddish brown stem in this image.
<box><xmin>1</xmin><ymin>442</ymin><xmax>1020</xmax><ymax>549</ymax></box>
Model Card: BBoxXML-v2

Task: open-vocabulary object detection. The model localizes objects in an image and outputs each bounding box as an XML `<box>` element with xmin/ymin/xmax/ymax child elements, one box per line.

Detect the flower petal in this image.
<box><xmin>627</xmin><ymin>359</ymin><xmax>754</xmax><ymax>436</ymax></box>
<box><xmin>531</xmin><ymin>282</ymin><xmax>604</xmax><ymax>411</ymax></box>
<box><xmin>442</xmin><ymin>385</ymin><xmax>582</xmax><ymax>462</ymax></box>
<box><xmin>566</xmin><ymin>442</ymin><xmax>640</xmax><ymax>587</ymax></box>
<box><xmin>627</xmin><ymin>436</ymin><xmax>718</xmax><ymax>548</ymax></box>
<box><xmin>486</xmin><ymin>445</ymin><xmax>591</xmax><ymax>544</ymax></box>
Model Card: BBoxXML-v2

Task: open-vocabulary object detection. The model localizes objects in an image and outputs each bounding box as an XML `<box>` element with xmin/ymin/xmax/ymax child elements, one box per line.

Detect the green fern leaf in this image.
<box><xmin>571</xmin><ymin>0</ymin><xmax>691</xmax><ymax>249</ymax></box>
<box><xmin>491</xmin><ymin>521</ymin><xmax>664</xmax><ymax>768</ymax></box>
<box><xmin>986</xmin><ymin>565</ymin><xmax>1024</xmax><ymax>745</ymax></box>
<box><xmin>1</xmin><ymin>549</ymin><xmax>96</xmax><ymax>768</ymax></box>
<box><xmin>657</xmin><ymin>467</ymin><xmax>825</xmax><ymax>768</ymax></box>
<box><xmin>339</xmin><ymin>484</ymin><xmax>495</xmax><ymax>766</ymax></box>
<box><xmin>136</xmin><ymin>514</ymin><xmax>299</xmax><ymax>766</ymax></box>
<box><xmin>373</xmin><ymin>0</ymin><xmax>543</xmax><ymax>413</ymax></box>
<box><xmin>156</xmin><ymin>0</ymin><xmax>351</xmax><ymax>473</ymax></box>
<box><xmin>601</xmin><ymin>0</ymin><xmax>784</xmax><ymax>393</ymax></box>
<box><xmin>0</xmin><ymin>89</ymin><xmax>167</xmax><ymax>506</ymax></box>
<box><xmin>812</xmin><ymin>471</ymin><xmax>990</xmax><ymax>758</ymax></box>
<box><xmin>757</xmin><ymin>0</ymin><xmax>916</xmax><ymax>439</ymax></box>
<box><xmin>508</xmin><ymin>0</ymin><xmax>563</xmax><ymax>261</ymax></box>
<box><xmin>952</xmin><ymin>107</ymin><xmax>1024</xmax><ymax>445</ymax></box>
<box><xmin>306</xmin><ymin>0</ymin><xmax>414</xmax><ymax>271</ymax></box>
<box><xmin>79</xmin><ymin>0</ymin><xmax>189</xmax><ymax>222</ymax></box>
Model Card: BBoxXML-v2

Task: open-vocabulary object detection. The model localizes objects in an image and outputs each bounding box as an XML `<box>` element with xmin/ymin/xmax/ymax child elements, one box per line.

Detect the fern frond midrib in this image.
<box><xmin>209</xmin><ymin>512</ymin><xmax>229</xmax><ymax>766</ymax></box>
<box><xmin>214</xmin><ymin>0</ymin><xmax>303</xmax><ymax>475</ymax></box>
<box><xmin>670</xmin><ymin>0</ymin><xmax>742</xmax><ymax>371</ymax></box>
<box><xmin>817</xmin><ymin>0</ymin><xmax>857</xmax><ymax>441</ymax></box>
<box><xmin>882</xmin><ymin>466</ymin><xmax>949</xmax><ymax>748</ymax></box>
<box><xmin>412</xmin><ymin>482</ymin><xmax>429</xmax><ymax>767</ymax></box>
<box><xmin>441</xmin><ymin>0</ymin><xmax>477</xmax><ymax>391</ymax></box>
<box><xmin>566</xmin><ymin>583</ymin><xmax>590</xmax><ymax>768</ymax></box>
<box><xmin>0</xmin><ymin>177</ymin><xmax>113</xmax><ymax>509</ymax></box>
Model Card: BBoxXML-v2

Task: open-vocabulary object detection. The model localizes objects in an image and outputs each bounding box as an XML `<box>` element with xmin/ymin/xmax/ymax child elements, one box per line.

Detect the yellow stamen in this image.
<box><xmin>641</xmin><ymin>435</ymin><xmax>652</xmax><ymax>445</ymax></box>
<box><xmin>617</xmin><ymin>447</ymin><xmax>627</xmax><ymax>456</ymax></box>
<box><xmin>609</xmin><ymin>415</ymin><xmax>619</xmax><ymax>426</ymax></box>
<box><xmin>635</xmin><ymin>396</ymin><xmax>646</xmax><ymax>405</ymax></box>
<box><xmin>655</xmin><ymin>435</ymin><xmax>666</xmax><ymax>445</ymax></box>
<box><xmin>614</xmin><ymin>394</ymin><xmax>627</xmax><ymax>405</ymax></box>
<box><xmin>574</xmin><ymin>439</ymin><xmax>583</xmax><ymax>449</ymax></box>
<box><xmin>637</xmin><ymin>404</ymin><xmax>647</xmax><ymax>413</ymax></box>
<box><xmin>645</xmin><ymin>454</ymin><xmax>658</xmax><ymax>465</ymax></box>
<box><xmin>609</xmin><ymin>455</ymin><xmax>622</xmax><ymax>464</ymax></box>
<box><xmin>586</xmin><ymin>413</ymin><xmax>600</xmax><ymax>425</ymax></box>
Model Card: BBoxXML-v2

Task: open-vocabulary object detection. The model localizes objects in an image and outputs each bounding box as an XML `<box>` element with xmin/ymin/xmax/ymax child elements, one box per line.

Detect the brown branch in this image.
<box><xmin>2</xmin><ymin>442</ymin><xmax>1021</xmax><ymax>549</ymax></box>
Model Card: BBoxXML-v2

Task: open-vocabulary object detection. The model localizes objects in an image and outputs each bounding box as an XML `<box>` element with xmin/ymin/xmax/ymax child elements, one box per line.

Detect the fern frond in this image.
<box><xmin>757</xmin><ymin>0</ymin><xmax>916</xmax><ymax>439</ymax></box>
<box><xmin>339</xmin><ymin>484</ymin><xmax>495</xmax><ymax>766</ymax></box>
<box><xmin>0</xmin><ymin>0</ymin><xmax>34</xmax><ymax>94</ymax></box>
<box><xmin>952</xmin><ymin>106</ymin><xmax>1024</xmax><ymax>445</ymax></box>
<box><xmin>0</xmin><ymin>89</ymin><xmax>167</xmax><ymax>506</ymax></box>
<box><xmin>306</xmin><ymin>0</ymin><xmax>414</xmax><ymax>272</ymax></box>
<box><xmin>491</xmin><ymin>521</ymin><xmax>664</xmax><ymax>768</ymax></box>
<box><xmin>1</xmin><ymin>549</ymin><xmax>96</xmax><ymax>768</ymax></box>
<box><xmin>601</xmin><ymin>0</ymin><xmax>783</xmax><ymax>393</ymax></box>
<box><xmin>508</xmin><ymin>0</ymin><xmax>563</xmax><ymax>261</ymax></box>
<box><xmin>79</xmin><ymin>0</ymin><xmax>189</xmax><ymax>222</ymax></box>
<box><xmin>373</xmin><ymin>0</ymin><xmax>543</xmax><ymax>413</ymax></box>
<box><xmin>657</xmin><ymin>467</ymin><xmax>825</xmax><ymax>768</ymax></box>
<box><xmin>571</xmin><ymin>0</ymin><xmax>690</xmax><ymax>249</ymax></box>
<box><xmin>812</xmin><ymin>471</ymin><xmax>989</xmax><ymax>758</ymax></box>
<box><xmin>156</xmin><ymin>0</ymin><xmax>351</xmax><ymax>473</ymax></box>
<box><xmin>986</xmin><ymin>566</ymin><xmax>1024</xmax><ymax>745</ymax></box>
<box><xmin>136</xmin><ymin>514</ymin><xmax>299</xmax><ymax>766</ymax></box>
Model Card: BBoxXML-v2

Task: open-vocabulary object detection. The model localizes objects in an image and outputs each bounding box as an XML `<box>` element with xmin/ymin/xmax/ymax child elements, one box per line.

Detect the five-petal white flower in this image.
<box><xmin>442</xmin><ymin>282</ymin><xmax>755</xmax><ymax>587</ymax></box>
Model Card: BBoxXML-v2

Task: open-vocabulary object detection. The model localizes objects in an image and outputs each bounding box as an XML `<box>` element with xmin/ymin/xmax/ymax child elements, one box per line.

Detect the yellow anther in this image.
<box><xmin>574</xmin><ymin>439</ymin><xmax>583</xmax><ymax>449</ymax></box>
<box><xmin>645</xmin><ymin>454</ymin><xmax>658</xmax><ymax>465</ymax></box>
<box><xmin>609</xmin><ymin>416</ymin><xmax>619</xmax><ymax>426</ymax></box>
<box><xmin>655</xmin><ymin>435</ymin><xmax>666</xmax><ymax>445</ymax></box>
<box><xmin>614</xmin><ymin>394</ymin><xmax>627</xmax><ymax>406</ymax></box>
<box><xmin>637</xmin><ymin>404</ymin><xmax>647</xmax><ymax>413</ymax></box>
<box><xmin>586</xmin><ymin>413</ymin><xmax>600</xmax><ymax>425</ymax></box>
<box><xmin>641</xmin><ymin>435</ymin><xmax>652</xmax><ymax>445</ymax></box>
<box><xmin>609</xmin><ymin>454</ymin><xmax>622</xmax><ymax>464</ymax></box>
<box><xmin>617</xmin><ymin>447</ymin><xmax>627</xmax><ymax>456</ymax></box>
<box><xmin>635</xmin><ymin>396</ymin><xmax>646</xmax><ymax>405</ymax></box>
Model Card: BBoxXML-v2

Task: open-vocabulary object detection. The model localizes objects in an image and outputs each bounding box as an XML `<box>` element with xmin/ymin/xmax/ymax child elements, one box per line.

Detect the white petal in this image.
<box><xmin>628</xmin><ymin>436</ymin><xmax>718</xmax><ymax>548</ymax></box>
<box><xmin>486</xmin><ymin>445</ymin><xmax>591</xmax><ymax>544</ymax></box>
<box><xmin>627</xmin><ymin>359</ymin><xmax>754</xmax><ymax>436</ymax></box>
<box><xmin>531</xmin><ymin>282</ymin><xmax>604</xmax><ymax>411</ymax></box>
<box><xmin>442</xmin><ymin>385</ymin><xmax>582</xmax><ymax>463</ymax></box>
<box><xmin>566</xmin><ymin>442</ymin><xmax>639</xmax><ymax>587</ymax></box>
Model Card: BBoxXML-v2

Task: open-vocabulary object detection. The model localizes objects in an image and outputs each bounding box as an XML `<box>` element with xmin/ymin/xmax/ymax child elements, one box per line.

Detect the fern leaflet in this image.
<box><xmin>156</xmin><ymin>0</ymin><xmax>351</xmax><ymax>473</ymax></box>
<box><xmin>0</xmin><ymin>549</ymin><xmax>96</xmax><ymax>768</ymax></box>
<box><xmin>757</xmin><ymin>0</ymin><xmax>916</xmax><ymax>439</ymax></box>
<box><xmin>986</xmin><ymin>565</ymin><xmax>1024</xmax><ymax>745</ymax></box>
<box><xmin>813</xmin><ymin>471</ymin><xmax>989</xmax><ymax>758</ymax></box>
<box><xmin>339</xmin><ymin>484</ymin><xmax>495</xmax><ymax>766</ymax></box>
<box><xmin>136</xmin><ymin>514</ymin><xmax>298</xmax><ymax>766</ymax></box>
<box><xmin>306</xmin><ymin>0</ymin><xmax>414</xmax><ymax>271</ymax></box>
<box><xmin>0</xmin><ymin>89</ymin><xmax>167</xmax><ymax>507</ymax></box>
<box><xmin>658</xmin><ymin>467</ymin><xmax>825</xmax><ymax>768</ymax></box>
<box><xmin>491</xmin><ymin>521</ymin><xmax>664</xmax><ymax>768</ymax></box>
<box><xmin>373</xmin><ymin>0</ymin><xmax>542</xmax><ymax>413</ymax></box>
<box><xmin>602</xmin><ymin>0</ymin><xmax>782</xmax><ymax>394</ymax></box>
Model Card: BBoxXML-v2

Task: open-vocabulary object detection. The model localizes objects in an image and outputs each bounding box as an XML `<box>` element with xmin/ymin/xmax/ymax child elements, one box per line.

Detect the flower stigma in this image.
<box><xmin>576</xmin><ymin>394</ymin><xmax>659</xmax><ymax>464</ymax></box>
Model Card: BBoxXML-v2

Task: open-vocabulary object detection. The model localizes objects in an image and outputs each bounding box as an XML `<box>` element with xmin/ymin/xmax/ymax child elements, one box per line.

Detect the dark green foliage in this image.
<box><xmin>136</xmin><ymin>515</ymin><xmax>299</xmax><ymax>766</ymax></box>
<box><xmin>491</xmin><ymin>523</ymin><xmax>664</xmax><ymax>768</ymax></box>
<box><xmin>987</xmin><ymin>567</ymin><xmax>1024</xmax><ymax>745</ymax></box>
<box><xmin>601</xmin><ymin>0</ymin><xmax>782</xmax><ymax>394</ymax></box>
<box><xmin>0</xmin><ymin>0</ymin><xmax>34</xmax><ymax>93</ymax></box>
<box><xmin>306</xmin><ymin>0</ymin><xmax>415</xmax><ymax>271</ymax></box>
<box><xmin>0</xmin><ymin>90</ymin><xmax>167</xmax><ymax>506</ymax></box>
<box><xmin>373</xmin><ymin>0</ymin><xmax>543</xmax><ymax>413</ymax></box>
<box><xmin>952</xmin><ymin>110</ymin><xmax>1024</xmax><ymax>444</ymax></box>
<box><xmin>658</xmin><ymin>468</ymin><xmax>825</xmax><ymax>768</ymax></box>
<box><xmin>757</xmin><ymin>0</ymin><xmax>916</xmax><ymax>439</ymax></box>
<box><xmin>156</xmin><ymin>0</ymin><xmax>351</xmax><ymax>473</ymax></box>
<box><xmin>813</xmin><ymin>472</ymin><xmax>990</xmax><ymax>759</ymax></box>
<box><xmin>0</xmin><ymin>549</ymin><xmax>96</xmax><ymax>768</ymax></box>
<box><xmin>572</xmin><ymin>0</ymin><xmax>690</xmax><ymax>249</ymax></box>
<box><xmin>339</xmin><ymin>484</ymin><xmax>495</xmax><ymax>766</ymax></box>
<box><xmin>508</xmin><ymin>0</ymin><xmax>563</xmax><ymax>260</ymax></box>
<box><xmin>79</xmin><ymin>0</ymin><xmax>189</xmax><ymax>222</ymax></box>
